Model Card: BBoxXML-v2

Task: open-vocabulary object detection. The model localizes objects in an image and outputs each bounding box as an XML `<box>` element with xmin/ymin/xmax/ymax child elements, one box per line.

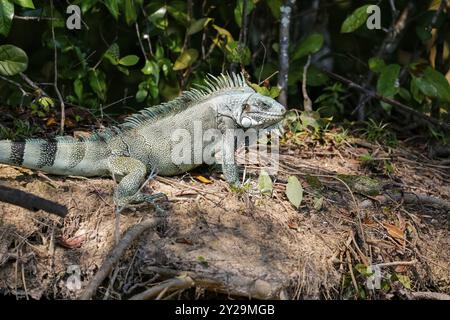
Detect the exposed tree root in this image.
<box><xmin>141</xmin><ymin>266</ymin><xmax>287</xmax><ymax>300</ymax></box>
<box><xmin>79</xmin><ymin>218</ymin><xmax>161</xmax><ymax>300</ymax></box>
<box><xmin>129</xmin><ymin>276</ymin><xmax>195</xmax><ymax>300</ymax></box>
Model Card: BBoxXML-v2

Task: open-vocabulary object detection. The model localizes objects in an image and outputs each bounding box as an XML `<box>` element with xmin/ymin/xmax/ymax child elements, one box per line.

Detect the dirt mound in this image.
<box><xmin>0</xmin><ymin>138</ymin><xmax>449</xmax><ymax>300</ymax></box>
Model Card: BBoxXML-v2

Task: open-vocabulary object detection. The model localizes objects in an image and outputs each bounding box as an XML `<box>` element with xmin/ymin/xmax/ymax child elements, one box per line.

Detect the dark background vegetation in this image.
<box><xmin>0</xmin><ymin>0</ymin><xmax>449</xmax><ymax>147</ymax></box>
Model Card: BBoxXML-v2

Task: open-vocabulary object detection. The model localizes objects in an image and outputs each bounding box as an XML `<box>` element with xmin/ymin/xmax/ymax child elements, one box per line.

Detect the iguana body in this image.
<box><xmin>0</xmin><ymin>73</ymin><xmax>286</xmax><ymax>208</ymax></box>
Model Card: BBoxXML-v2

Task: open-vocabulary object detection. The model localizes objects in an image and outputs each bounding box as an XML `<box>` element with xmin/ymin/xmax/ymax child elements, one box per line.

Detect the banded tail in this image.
<box><xmin>0</xmin><ymin>136</ymin><xmax>111</xmax><ymax>177</ymax></box>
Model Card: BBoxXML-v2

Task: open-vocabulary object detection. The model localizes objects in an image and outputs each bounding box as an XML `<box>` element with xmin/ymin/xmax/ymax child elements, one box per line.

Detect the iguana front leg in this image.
<box><xmin>108</xmin><ymin>156</ymin><xmax>165</xmax><ymax>210</ymax></box>
<box><xmin>218</xmin><ymin>117</ymin><xmax>241</xmax><ymax>186</ymax></box>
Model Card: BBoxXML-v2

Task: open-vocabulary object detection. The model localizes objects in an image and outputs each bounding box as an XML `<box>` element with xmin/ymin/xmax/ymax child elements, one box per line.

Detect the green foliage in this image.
<box><xmin>340</xmin><ymin>4</ymin><xmax>371</xmax><ymax>33</ymax></box>
<box><xmin>292</xmin><ymin>33</ymin><xmax>324</xmax><ymax>61</ymax></box>
<box><xmin>362</xmin><ymin>119</ymin><xmax>397</xmax><ymax>147</ymax></box>
<box><xmin>0</xmin><ymin>0</ymin><xmax>449</xmax><ymax>141</ymax></box>
<box><xmin>0</xmin><ymin>45</ymin><xmax>28</xmax><ymax>76</ymax></box>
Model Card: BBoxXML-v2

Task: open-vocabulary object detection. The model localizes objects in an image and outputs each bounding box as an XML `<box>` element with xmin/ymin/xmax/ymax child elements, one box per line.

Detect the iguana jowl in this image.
<box><xmin>0</xmin><ymin>73</ymin><xmax>286</xmax><ymax>208</ymax></box>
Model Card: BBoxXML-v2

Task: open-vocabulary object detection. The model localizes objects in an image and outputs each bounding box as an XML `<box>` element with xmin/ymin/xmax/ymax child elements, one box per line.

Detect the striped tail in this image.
<box><xmin>0</xmin><ymin>136</ymin><xmax>111</xmax><ymax>177</ymax></box>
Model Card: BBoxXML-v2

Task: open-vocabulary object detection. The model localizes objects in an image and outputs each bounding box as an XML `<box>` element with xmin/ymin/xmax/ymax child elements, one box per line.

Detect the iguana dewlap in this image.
<box><xmin>0</xmin><ymin>73</ymin><xmax>286</xmax><ymax>208</ymax></box>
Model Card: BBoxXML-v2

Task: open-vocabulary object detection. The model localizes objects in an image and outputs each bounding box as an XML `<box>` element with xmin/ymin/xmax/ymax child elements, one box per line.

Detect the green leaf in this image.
<box><xmin>167</xmin><ymin>6</ymin><xmax>188</xmax><ymax>26</ymax></box>
<box><xmin>292</xmin><ymin>33</ymin><xmax>324</xmax><ymax>61</ymax></box>
<box><xmin>89</xmin><ymin>69</ymin><xmax>107</xmax><ymax>101</ymax></box>
<box><xmin>313</xmin><ymin>196</ymin><xmax>323</xmax><ymax>210</ymax></box>
<box><xmin>234</xmin><ymin>0</ymin><xmax>255</xmax><ymax>27</ymax></box>
<box><xmin>212</xmin><ymin>24</ymin><xmax>234</xmax><ymax>43</ymax></box>
<box><xmin>136</xmin><ymin>88</ymin><xmax>148</xmax><ymax>103</ymax></box>
<box><xmin>74</xmin><ymin>78</ymin><xmax>83</xmax><ymax>100</ymax></box>
<box><xmin>266</xmin><ymin>0</ymin><xmax>282</xmax><ymax>19</ymax></box>
<box><xmin>410</xmin><ymin>77</ymin><xmax>424</xmax><ymax>103</ymax></box>
<box><xmin>399</xmin><ymin>87</ymin><xmax>413</xmax><ymax>102</ymax></box>
<box><xmin>104</xmin><ymin>0</ymin><xmax>120</xmax><ymax>20</ymax></box>
<box><xmin>377</xmin><ymin>64</ymin><xmax>401</xmax><ymax>98</ymax></box>
<box><xmin>258</xmin><ymin>170</ymin><xmax>273</xmax><ymax>195</ymax></box>
<box><xmin>38</xmin><ymin>96</ymin><xmax>54</xmax><ymax>109</ymax></box>
<box><xmin>340</xmin><ymin>4</ymin><xmax>371</xmax><ymax>33</ymax></box>
<box><xmin>118</xmin><ymin>55</ymin><xmax>139</xmax><ymax>66</ymax></box>
<box><xmin>12</xmin><ymin>0</ymin><xmax>34</xmax><ymax>9</ymax></box>
<box><xmin>226</xmin><ymin>40</ymin><xmax>251</xmax><ymax>65</ymax></box>
<box><xmin>149</xmin><ymin>6</ymin><xmax>168</xmax><ymax>29</ymax></box>
<box><xmin>104</xmin><ymin>43</ymin><xmax>120</xmax><ymax>65</ymax></box>
<box><xmin>368</xmin><ymin>57</ymin><xmax>385</xmax><ymax>73</ymax></box>
<box><xmin>422</xmin><ymin>67</ymin><xmax>450</xmax><ymax>102</ymax></box>
<box><xmin>141</xmin><ymin>59</ymin><xmax>159</xmax><ymax>79</ymax></box>
<box><xmin>187</xmin><ymin>17</ymin><xmax>212</xmax><ymax>35</ymax></box>
<box><xmin>286</xmin><ymin>176</ymin><xmax>303</xmax><ymax>209</ymax></box>
<box><xmin>124</xmin><ymin>0</ymin><xmax>137</xmax><ymax>25</ymax></box>
<box><xmin>173</xmin><ymin>48</ymin><xmax>198</xmax><ymax>71</ymax></box>
<box><xmin>0</xmin><ymin>1</ymin><xmax>14</xmax><ymax>37</ymax></box>
<box><xmin>396</xmin><ymin>274</ymin><xmax>411</xmax><ymax>289</ymax></box>
<box><xmin>414</xmin><ymin>76</ymin><xmax>438</xmax><ymax>98</ymax></box>
<box><xmin>0</xmin><ymin>45</ymin><xmax>28</xmax><ymax>76</ymax></box>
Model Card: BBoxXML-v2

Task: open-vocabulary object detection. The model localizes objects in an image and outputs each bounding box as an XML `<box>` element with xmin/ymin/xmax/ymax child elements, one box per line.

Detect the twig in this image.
<box><xmin>135</xmin><ymin>22</ymin><xmax>147</xmax><ymax>60</ymax></box>
<box><xmin>0</xmin><ymin>185</ymin><xmax>68</xmax><ymax>217</ymax></box>
<box><xmin>78</xmin><ymin>218</ymin><xmax>160</xmax><ymax>300</ymax></box>
<box><xmin>277</xmin><ymin>0</ymin><xmax>296</xmax><ymax>106</ymax></box>
<box><xmin>13</xmin><ymin>15</ymin><xmax>59</xmax><ymax>21</ymax></box>
<box><xmin>302</xmin><ymin>55</ymin><xmax>312</xmax><ymax>111</ymax></box>
<box><xmin>50</xmin><ymin>0</ymin><xmax>66</xmax><ymax>135</ymax></box>
<box><xmin>374</xmin><ymin>259</ymin><xmax>417</xmax><ymax>268</ymax></box>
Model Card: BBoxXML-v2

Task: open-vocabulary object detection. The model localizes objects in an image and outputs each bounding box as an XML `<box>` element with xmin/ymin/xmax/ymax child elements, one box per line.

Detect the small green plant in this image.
<box><xmin>362</xmin><ymin>119</ymin><xmax>398</xmax><ymax>147</ymax></box>
<box><xmin>316</xmin><ymin>83</ymin><xmax>348</xmax><ymax>118</ymax></box>
<box><xmin>0</xmin><ymin>119</ymin><xmax>40</xmax><ymax>140</ymax></box>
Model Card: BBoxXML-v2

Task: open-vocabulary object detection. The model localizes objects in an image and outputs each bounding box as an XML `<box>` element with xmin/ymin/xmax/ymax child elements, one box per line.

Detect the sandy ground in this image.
<box><xmin>0</xmin><ymin>137</ymin><xmax>449</xmax><ymax>300</ymax></box>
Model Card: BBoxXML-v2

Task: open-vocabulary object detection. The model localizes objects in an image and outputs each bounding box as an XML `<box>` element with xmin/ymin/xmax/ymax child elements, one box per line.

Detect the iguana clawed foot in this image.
<box><xmin>114</xmin><ymin>191</ymin><xmax>167</xmax><ymax>213</ymax></box>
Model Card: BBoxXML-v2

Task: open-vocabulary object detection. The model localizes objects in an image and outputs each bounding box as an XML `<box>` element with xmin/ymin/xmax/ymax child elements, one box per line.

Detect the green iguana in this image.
<box><xmin>0</xmin><ymin>73</ymin><xmax>286</xmax><ymax>209</ymax></box>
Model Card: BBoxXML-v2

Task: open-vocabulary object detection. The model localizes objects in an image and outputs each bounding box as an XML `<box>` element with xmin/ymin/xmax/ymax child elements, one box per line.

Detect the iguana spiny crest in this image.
<box><xmin>0</xmin><ymin>73</ymin><xmax>286</xmax><ymax>209</ymax></box>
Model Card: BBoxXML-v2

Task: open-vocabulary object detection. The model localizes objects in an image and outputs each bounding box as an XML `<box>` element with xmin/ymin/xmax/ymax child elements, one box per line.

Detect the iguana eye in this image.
<box><xmin>243</xmin><ymin>103</ymin><xmax>251</xmax><ymax>112</ymax></box>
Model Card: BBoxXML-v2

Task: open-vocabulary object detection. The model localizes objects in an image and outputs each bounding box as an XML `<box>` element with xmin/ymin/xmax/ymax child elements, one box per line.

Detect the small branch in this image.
<box><xmin>78</xmin><ymin>218</ymin><xmax>160</xmax><ymax>300</ymax></box>
<box><xmin>374</xmin><ymin>260</ymin><xmax>417</xmax><ymax>268</ymax></box>
<box><xmin>50</xmin><ymin>0</ymin><xmax>65</xmax><ymax>136</ymax></box>
<box><xmin>0</xmin><ymin>185</ymin><xmax>68</xmax><ymax>218</ymax></box>
<box><xmin>135</xmin><ymin>22</ymin><xmax>147</xmax><ymax>60</ymax></box>
<box><xmin>13</xmin><ymin>15</ymin><xmax>60</xmax><ymax>21</ymax></box>
<box><xmin>323</xmin><ymin>70</ymin><xmax>450</xmax><ymax>132</ymax></box>
<box><xmin>302</xmin><ymin>55</ymin><xmax>312</xmax><ymax>112</ymax></box>
<box><xmin>277</xmin><ymin>0</ymin><xmax>296</xmax><ymax>107</ymax></box>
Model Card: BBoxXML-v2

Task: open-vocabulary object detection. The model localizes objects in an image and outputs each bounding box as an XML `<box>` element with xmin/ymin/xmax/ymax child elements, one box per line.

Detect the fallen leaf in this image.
<box><xmin>194</xmin><ymin>175</ymin><xmax>212</xmax><ymax>184</ymax></box>
<box><xmin>383</xmin><ymin>222</ymin><xmax>405</xmax><ymax>246</ymax></box>
<box><xmin>57</xmin><ymin>235</ymin><xmax>84</xmax><ymax>248</ymax></box>
<box><xmin>45</xmin><ymin>117</ymin><xmax>57</xmax><ymax>126</ymax></box>
<box><xmin>288</xmin><ymin>221</ymin><xmax>299</xmax><ymax>230</ymax></box>
<box><xmin>394</xmin><ymin>265</ymin><xmax>408</xmax><ymax>273</ymax></box>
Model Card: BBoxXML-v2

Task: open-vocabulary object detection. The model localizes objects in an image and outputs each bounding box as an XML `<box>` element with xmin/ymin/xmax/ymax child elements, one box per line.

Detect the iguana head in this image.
<box><xmin>235</xmin><ymin>93</ymin><xmax>286</xmax><ymax>130</ymax></box>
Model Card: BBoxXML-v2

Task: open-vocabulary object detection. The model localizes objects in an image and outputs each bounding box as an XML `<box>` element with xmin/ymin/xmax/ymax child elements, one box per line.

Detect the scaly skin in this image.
<box><xmin>0</xmin><ymin>73</ymin><xmax>286</xmax><ymax>208</ymax></box>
